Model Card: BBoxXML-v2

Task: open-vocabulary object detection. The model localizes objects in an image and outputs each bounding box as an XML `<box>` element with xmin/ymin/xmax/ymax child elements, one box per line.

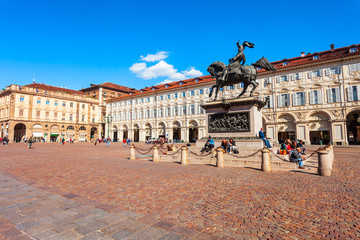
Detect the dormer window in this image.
<box><xmin>179</xmin><ymin>82</ymin><xmax>183</xmax><ymax>86</ymax></box>
<box><xmin>195</xmin><ymin>78</ymin><xmax>199</xmax><ymax>83</ymax></box>
<box><xmin>282</xmin><ymin>61</ymin><xmax>288</xmax><ymax>66</ymax></box>
<box><xmin>152</xmin><ymin>87</ymin><xmax>155</xmax><ymax>91</ymax></box>
<box><xmin>313</xmin><ymin>55</ymin><xmax>319</xmax><ymax>60</ymax></box>
<box><xmin>140</xmin><ymin>90</ymin><xmax>143</xmax><ymax>93</ymax></box>
<box><xmin>350</xmin><ymin>47</ymin><xmax>357</xmax><ymax>53</ymax></box>
<box><xmin>165</xmin><ymin>84</ymin><xmax>169</xmax><ymax>88</ymax></box>
<box><xmin>256</xmin><ymin>67</ymin><xmax>261</xmax><ymax>71</ymax></box>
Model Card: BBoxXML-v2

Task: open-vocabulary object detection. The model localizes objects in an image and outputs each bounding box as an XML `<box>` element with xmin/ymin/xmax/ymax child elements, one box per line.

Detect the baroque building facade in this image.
<box><xmin>0</xmin><ymin>83</ymin><xmax>99</xmax><ymax>142</ymax></box>
<box><xmin>106</xmin><ymin>43</ymin><xmax>360</xmax><ymax>145</ymax></box>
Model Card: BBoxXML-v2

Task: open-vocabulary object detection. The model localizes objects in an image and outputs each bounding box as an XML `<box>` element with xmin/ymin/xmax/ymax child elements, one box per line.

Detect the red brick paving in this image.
<box><xmin>0</xmin><ymin>142</ymin><xmax>359</xmax><ymax>239</ymax></box>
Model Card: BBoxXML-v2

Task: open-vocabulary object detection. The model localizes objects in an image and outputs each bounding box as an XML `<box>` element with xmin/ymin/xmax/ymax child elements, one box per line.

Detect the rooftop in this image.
<box><xmin>23</xmin><ymin>83</ymin><xmax>86</xmax><ymax>95</ymax></box>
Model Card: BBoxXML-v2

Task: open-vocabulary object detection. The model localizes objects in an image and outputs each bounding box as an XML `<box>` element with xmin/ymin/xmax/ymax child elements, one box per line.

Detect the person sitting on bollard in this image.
<box><xmin>296</xmin><ymin>140</ymin><xmax>306</xmax><ymax>154</ymax></box>
<box><xmin>200</xmin><ymin>136</ymin><xmax>214</xmax><ymax>154</ymax></box>
<box><xmin>228</xmin><ymin>138</ymin><xmax>238</xmax><ymax>154</ymax></box>
<box><xmin>259</xmin><ymin>128</ymin><xmax>272</xmax><ymax>148</ymax></box>
<box><xmin>290</xmin><ymin>147</ymin><xmax>306</xmax><ymax>169</ymax></box>
<box><xmin>220</xmin><ymin>139</ymin><xmax>228</xmax><ymax>153</ymax></box>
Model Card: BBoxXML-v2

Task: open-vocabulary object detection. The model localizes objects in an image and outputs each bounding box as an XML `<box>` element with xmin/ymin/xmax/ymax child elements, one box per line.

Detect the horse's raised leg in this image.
<box><xmin>237</xmin><ymin>83</ymin><xmax>249</xmax><ymax>98</ymax></box>
<box><xmin>249</xmin><ymin>81</ymin><xmax>259</xmax><ymax>97</ymax></box>
<box><xmin>209</xmin><ymin>84</ymin><xmax>216</xmax><ymax>98</ymax></box>
<box><xmin>214</xmin><ymin>86</ymin><xmax>220</xmax><ymax>101</ymax></box>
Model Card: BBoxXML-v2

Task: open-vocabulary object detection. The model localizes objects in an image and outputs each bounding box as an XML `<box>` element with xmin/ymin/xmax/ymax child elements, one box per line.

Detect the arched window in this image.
<box><xmin>79</xmin><ymin>126</ymin><xmax>86</xmax><ymax>131</ymax></box>
<box><xmin>66</xmin><ymin>126</ymin><xmax>74</xmax><ymax>130</ymax></box>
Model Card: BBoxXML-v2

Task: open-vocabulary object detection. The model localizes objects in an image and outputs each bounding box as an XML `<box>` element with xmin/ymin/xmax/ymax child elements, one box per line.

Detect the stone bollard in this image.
<box><xmin>130</xmin><ymin>145</ymin><xmax>136</xmax><ymax>160</ymax></box>
<box><xmin>181</xmin><ymin>147</ymin><xmax>188</xmax><ymax>165</ymax></box>
<box><xmin>216</xmin><ymin>148</ymin><xmax>224</xmax><ymax>168</ymax></box>
<box><xmin>261</xmin><ymin>148</ymin><xmax>271</xmax><ymax>172</ymax></box>
<box><xmin>152</xmin><ymin>146</ymin><xmax>159</xmax><ymax>162</ymax></box>
<box><xmin>317</xmin><ymin>149</ymin><xmax>332</xmax><ymax>176</ymax></box>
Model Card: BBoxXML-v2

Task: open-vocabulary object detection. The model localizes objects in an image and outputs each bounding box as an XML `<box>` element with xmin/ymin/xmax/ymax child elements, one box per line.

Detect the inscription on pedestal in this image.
<box><xmin>208</xmin><ymin>112</ymin><xmax>250</xmax><ymax>133</ymax></box>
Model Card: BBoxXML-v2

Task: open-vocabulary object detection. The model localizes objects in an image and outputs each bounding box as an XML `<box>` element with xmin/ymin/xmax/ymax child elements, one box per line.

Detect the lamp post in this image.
<box><xmin>106</xmin><ymin>115</ymin><xmax>112</xmax><ymax>139</ymax></box>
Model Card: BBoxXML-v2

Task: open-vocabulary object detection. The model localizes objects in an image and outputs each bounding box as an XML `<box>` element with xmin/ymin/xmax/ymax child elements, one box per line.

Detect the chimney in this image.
<box><xmin>330</xmin><ymin>44</ymin><xmax>335</xmax><ymax>51</ymax></box>
<box><xmin>301</xmin><ymin>52</ymin><xmax>305</xmax><ymax>57</ymax></box>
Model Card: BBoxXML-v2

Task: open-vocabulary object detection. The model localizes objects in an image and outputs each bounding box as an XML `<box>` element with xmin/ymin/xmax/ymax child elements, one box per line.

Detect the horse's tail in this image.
<box><xmin>253</xmin><ymin>57</ymin><xmax>276</xmax><ymax>72</ymax></box>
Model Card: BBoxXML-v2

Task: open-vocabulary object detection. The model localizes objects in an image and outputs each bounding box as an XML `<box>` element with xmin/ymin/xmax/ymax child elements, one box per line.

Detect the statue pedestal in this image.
<box><xmin>197</xmin><ymin>97</ymin><xmax>265</xmax><ymax>148</ymax></box>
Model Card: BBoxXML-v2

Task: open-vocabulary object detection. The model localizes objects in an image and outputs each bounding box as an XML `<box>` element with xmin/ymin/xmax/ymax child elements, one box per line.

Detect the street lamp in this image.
<box><xmin>106</xmin><ymin>115</ymin><xmax>112</xmax><ymax>139</ymax></box>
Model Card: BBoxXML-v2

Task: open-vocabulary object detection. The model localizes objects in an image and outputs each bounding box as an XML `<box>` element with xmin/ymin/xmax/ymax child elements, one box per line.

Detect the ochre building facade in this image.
<box><xmin>0</xmin><ymin>83</ymin><xmax>99</xmax><ymax>142</ymax></box>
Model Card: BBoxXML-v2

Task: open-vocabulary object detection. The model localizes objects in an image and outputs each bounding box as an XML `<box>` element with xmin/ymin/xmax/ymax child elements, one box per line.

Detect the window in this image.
<box><xmin>36</xmin><ymin>111</ymin><xmax>40</xmax><ymax>118</ymax></box>
<box><xmin>229</xmin><ymin>85</ymin><xmax>234</xmax><ymax>90</ymax></box>
<box><xmin>45</xmin><ymin>112</ymin><xmax>49</xmax><ymax>119</ymax></box>
<box><xmin>219</xmin><ymin>88</ymin><xmax>223</xmax><ymax>91</ymax></box>
<box><xmin>179</xmin><ymin>82</ymin><xmax>183</xmax><ymax>86</ymax></box>
<box><xmin>350</xmin><ymin>47</ymin><xmax>357</xmax><ymax>53</ymax></box>
<box><xmin>69</xmin><ymin>114</ymin><xmax>73</xmax><ymax>121</ymax></box>
<box><xmin>199</xmin><ymin>89</ymin><xmax>204</xmax><ymax>95</ymax></box>
<box><xmin>190</xmin><ymin>105</ymin><xmax>195</xmax><ymax>115</ymax></box>
<box><xmin>159</xmin><ymin>108</ymin><xmax>163</xmax><ymax>118</ymax></box>
<box><xmin>182</xmin><ymin>106</ymin><xmax>187</xmax><ymax>115</ymax></box>
<box><xmin>62</xmin><ymin>102</ymin><xmax>66</xmax><ymax>107</ymax></box>
<box><xmin>174</xmin><ymin>93</ymin><xmax>178</xmax><ymax>99</ymax></box>
<box><xmin>313</xmin><ymin>55</ymin><xmax>319</xmax><ymax>60</ymax></box>
<box><xmin>20</xmin><ymin>96</ymin><xmax>24</xmax><ymax>102</ymax></box>
<box><xmin>55</xmin><ymin>101</ymin><xmax>58</xmax><ymax>106</ymax></box>
<box><xmin>82</xmin><ymin>115</ymin><xmax>85</xmax><ymax>122</ymax></box>
<box><xmin>309</xmin><ymin>90</ymin><xmax>322</xmax><ymax>104</ymax></box>
<box><xmin>79</xmin><ymin>126</ymin><xmax>86</xmax><ymax>131</ymax></box>
<box><xmin>46</xmin><ymin>100</ymin><xmax>50</xmax><ymax>105</ymax></box>
<box><xmin>37</xmin><ymin>98</ymin><xmax>41</xmax><ymax>104</ymax></box>
<box><xmin>280</xmin><ymin>75</ymin><xmax>288</xmax><ymax>82</ymax></box>
<box><xmin>308</xmin><ymin>70</ymin><xmax>322</xmax><ymax>79</ymax></box>
<box><xmin>199</xmin><ymin>105</ymin><xmax>204</xmax><ymax>114</ymax></box>
<box><xmin>19</xmin><ymin>109</ymin><xmax>23</xmax><ymax>117</ymax></box>
<box><xmin>160</xmin><ymin>96</ymin><xmax>163</xmax><ymax>101</ymax></box>
<box><xmin>167</xmin><ymin>94</ymin><xmax>171</xmax><ymax>100</ymax></box>
<box><xmin>82</xmin><ymin>104</ymin><xmax>85</xmax><ymax>109</ymax></box>
<box><xmin>167</xmin><ymin>107</ymin><xmax>171</xmax><ymax>116</ymax></box>
<box><xmin>54</xmin><ymin>112</ymin><xmax>58</xmax><ymax>119</ymax></box>
<box><xmin>292</xmin><ymin>92</ymin><xmax>306</xmax><ymax>106</ymax></box>
<box><xmin>92</xmin><ymin>106</ymin><xmax>95</xmax><ymax>111</ymax></box>
<box><xmin>174</xmin><ymin>106</ymin><xmax>178</xmax><ymax>116</ymax></box>
<box><xmin>190</xmin><ymin>90</ymin><xmax>195</xmax><ymax>96</ymax></box>
<box><xmin>182</xmin><ymin>92</ymin><xmax>186</xmax><ymax>97</ymax></box>
<box><xmin>348</xmin><ymin>85</ymin><xmax>360</xmax><ymax>101</ymax></box>
<box><xmin>277</xmin><ymin>94</ymin><xmax>290</xmax><ymax>107</ymax></box>
<box><xmin>147</xmin><ymin>98</ymin><xmax>150</xmax><ymax>102</ymax></box>
<box><xmin>327</xmin><ymin>87</ymin><xmax>340</xmax><ymax>103</ymax></box>
<box><xmin>92</xmin><ymin>117</ymin><xmax>95</xmax><ymax>123</ymax></box>
<box><xmin>263</xmin><ymin>95</ymin><xmax>274</xmax><ymax>108</ymax></box>
<box><xmin>294</xmin><ymin>73</ymin><xmax>302</xmax><ymax>80</ymax></box>
<box><xmin>62</xmin><ymin>113</ymin><xmax>65</xmax><ymax>120</ymax></box>
<box><xmin>67</xmin><ymin>126</ymin><xmax>74</xmax><ymax>130</ymax></box>
<box><xmin>70</xmin><ymin>102</ymin><xmax>73</xmax><ymax>107</ymax></box>
<box><xmin>141</xmin><ymin>99</ymin><xmax>144</xmax><ymax>103</ymax></box>
<box><xmin>283</xmin><ymin>61</ymin><xmax>288</xmax><ymax>66</ymax></box>
<box><xmin>350</xmin><ymin>63</ymin><xmax>360</xmax><ymax>72</ymax></box>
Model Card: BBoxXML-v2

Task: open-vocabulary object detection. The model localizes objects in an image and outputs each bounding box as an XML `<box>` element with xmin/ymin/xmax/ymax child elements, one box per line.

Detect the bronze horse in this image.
<box><xmin>207</xmin><ymin>57</ymin><xmax>276</xmax><ymax>100</ymax></box>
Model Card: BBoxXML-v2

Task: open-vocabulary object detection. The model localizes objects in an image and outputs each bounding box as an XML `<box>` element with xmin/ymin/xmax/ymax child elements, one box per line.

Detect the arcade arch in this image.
<box><xmin>277</xmin><ymin>114</ymin><xmax>295</xmax><ymax>143</ymax></box>
<box><xmin>133</xmin><ymin>124</ymin><xmax>140</xmax><ymax>142</ymax></box>
<box><xmin>173</xmin><ymin>121</ymin><xmax>181</xmax><ymax>142</ymax></box>
<box><xmin>308</xmin><ymin>112</ymin><xmax>330</xmax><ymax>145</ymax></box>
<box><xmin>189</xmin><ymin>120</ymin><xmax>199</xmax><ymax>142</ymax></box>
<box><xmin>346</xmin><ymin>109</ymin><xmax>360</xmax><ymax>144</ymax></box>
<box><xmin>14</xmin><ymin>123</ymin><xmax>26</xmax><ymax>142</ymax></box>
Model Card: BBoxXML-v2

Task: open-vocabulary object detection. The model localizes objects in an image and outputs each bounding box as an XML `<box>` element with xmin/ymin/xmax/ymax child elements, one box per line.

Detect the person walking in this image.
<box><xmin>106</xmin><ymin>138</ymin><xmax>110</xmax><ymax>147</ymax></box>
<box><xmin>28</xmin><ymin>137</ymin><xmax>33</xmax><ymax>149</ymax></box>
<box><xmin>123</xmin><ymin>138</ymin><xmax>126</xmax><ymax>147</ymax></box>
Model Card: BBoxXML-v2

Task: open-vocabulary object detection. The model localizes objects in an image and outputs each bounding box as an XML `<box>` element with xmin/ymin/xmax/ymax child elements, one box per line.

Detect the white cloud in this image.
<box><xmin>129</xmin><ymin>52</ymin><xmax>203</xmax><ymax>83</ymax></box>
<box><xmin>140</xmin><ymin>51</ymin><xmax>169</xmax><ymax>62</ymax></box>
<box><xmin>156</xmin><ymin>79</ymin><xmax>174</xmax><ymax>85</ymax></box>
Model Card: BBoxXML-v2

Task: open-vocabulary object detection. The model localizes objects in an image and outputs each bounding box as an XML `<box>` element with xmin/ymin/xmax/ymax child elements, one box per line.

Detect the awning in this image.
<box><xmin>50</xmin><ymin>134</ymin><xmax>59</xmax><ymax>137</ymax></box>
<box><xmin>33</xmin><ymin>132</ymin><xmax>43</xmax><ymax>137</ymax></box>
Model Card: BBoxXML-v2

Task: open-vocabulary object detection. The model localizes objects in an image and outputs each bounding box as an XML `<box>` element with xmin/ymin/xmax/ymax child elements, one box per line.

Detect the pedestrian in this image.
<box><xmin>106</xmin><ymin>138</ymin><xmax>110</xmax><ymax>147</ymax></box>
<box><xmin>62</xmin><ymin>137</ymin><xmax>65</xmax><ymax>145</ymax></box>
<box><xmin>296</xmin><ymin>140</ymin><xmax>306</xmax><ymax>154</ymax></box>
<box><xmin>290</xmin><ymin>147</ymin><xmax>306</xmax><ymax>169</ymax></box>
<box><xmin>201</xmin><ymin>135</ymin><xmax>215</xmax><ymax>153</ymax></box>
<box><xmin>28</xmin><ymin>137</ymin><xmax>33</xmax><ymax>149</ymax></box>
<box><xmin>94</xmin><ymin>138</ymin><xmax>97</xmax><ymax>146</ymax></box>
<box><xmin>259</xmin><ymin>128</ymin><xmax>272</xmax><ymax>148</ymax></box>
<box><xmin>123</xmin><ymin>138</ymin><xmax>126</xmax><ymax>147</ymax></box>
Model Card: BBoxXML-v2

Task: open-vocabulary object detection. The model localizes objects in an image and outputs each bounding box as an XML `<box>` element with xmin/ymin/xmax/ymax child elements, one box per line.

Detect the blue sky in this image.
<box><xmin>0</xmin><ymin>0</ymin><xmax>359</xmax><ymax>90</ymax></box>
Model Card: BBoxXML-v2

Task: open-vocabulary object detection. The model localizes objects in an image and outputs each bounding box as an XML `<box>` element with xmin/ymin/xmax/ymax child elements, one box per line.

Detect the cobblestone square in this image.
<box><xmin>0</xmin><ymin>142</ymin><xmax>359</xmax><ymax>239</ymax></box>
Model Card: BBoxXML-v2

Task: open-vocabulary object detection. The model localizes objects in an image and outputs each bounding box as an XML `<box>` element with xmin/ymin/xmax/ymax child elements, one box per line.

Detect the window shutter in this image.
<box><xmin>299</xmin><ymin>72</ymin><xmax>303</xmax><ymax>79</ymax></box>
<box><xmin>348</xmin><ymin>86</ymin><xmax>354</xmax><ymax>101</ymax></box>
<box><xmin>292</xmin><ymin>93</ymin><xmax>296</xmax><ymax>106</ymax></box>
<box><xmin>337</xmin><ymin>66</ymin><xmax>342</xmax><ymax>74</ymax></box>
<box><xmin>276</xmin><ymin>77</ymin><xmax>280</xmax><ymax>83</ymax></box>
<box><xmin>289</xmin><ymin>74</ymin><xmax>293</xmax><ymax>81</ymax></box>
<box><xmin>357</xmin><ymin>86</ymin><xmax>360</xmax><ymax>101</ymax></box>
<box><xmin>335</xmin><ymin>88</ymin><xmax>340</xmax><ymax>102</ymax></box>
<box><xmin>309</xmin><ymin>91</ymin><xmax>314</xmax><ymax>104</ymax></box>
<box><xmin>277</xmin><ymin>95</ymin><xmax>281</xmax><ymax>107</ymax></box>
<box><xmin>319</xmin><ymin>70</ymin><xmax>323</xmax><ymax>76</ymax></box>
<box><xmin>286</xmin><ymin>94</ymin><xmax>290</xmax><ymax>106</ymax></box>
<box><xmin>325</xmin><ymin>68</ymin><xmax>330</xmax><ymax>76</ymax></box>
<box><xmin>269</xmin><ymin>95</ymin><xmax>274</xmax><ymax>108</ymax></box>
<box><xmin>327</xmin><ymin>89</ymin><xmax>332</xmax><ymax>103</ymax></box>
<box><xmin>318</xmin><ymin>90</ymin><xmax>322</xmax><ymax>104</ymax></box>
<box><xmin>268</xmin><ymin>77</ymin><xmax>272</xmax><ymax>83</ymax></box>
<box><xmin>308</xmin><ymin>72</ymin><xmax>312</xmax><ymax>79</ymax></box>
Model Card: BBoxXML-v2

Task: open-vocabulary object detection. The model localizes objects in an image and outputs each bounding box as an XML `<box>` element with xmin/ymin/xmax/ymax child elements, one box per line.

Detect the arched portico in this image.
<box><xmin>346</xmin><ymin>109</ymin><xmax>360</xmax><ymax>144</ymax></box>
<box><xmin>277</xmin><ymin>114</ymin><xmax>296</xmax><ymax>143</ymax></box>
<box><xmin>188</xmin><ymin>120</ymin><xmax>199</xmax><ymax>142</ymax></box>
<box><xmin>14</xmin><ymin>123</ymin><xmax>26</xmax><ymax>142</ymax></box>
<box><xmin>133</xmin><ymin>124</ymin><xmax>140</xmax><ymax>142</ymax></box>
<box><xmin>308</xmin><ymin>112</ymin><xmax>331</xmax><ymax>145</ymax></box>
<box><xmin>173</xmin><ymin>121</ymin><xmax>181</xmax><ymax>143</ymax></box>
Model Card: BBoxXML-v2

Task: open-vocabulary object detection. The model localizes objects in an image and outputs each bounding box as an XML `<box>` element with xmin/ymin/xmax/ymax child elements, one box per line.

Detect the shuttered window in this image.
<box><xmin>327</xmin><ymin>87</ymin><xmax>340</xmax><ymax>103</ymax></box>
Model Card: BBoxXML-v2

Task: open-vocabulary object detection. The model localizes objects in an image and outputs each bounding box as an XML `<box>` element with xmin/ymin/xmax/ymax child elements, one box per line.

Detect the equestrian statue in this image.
<box><xmin>207</xmin><ymin>41</ymin><xmax>276</xmax><ymax>100</ymax></box>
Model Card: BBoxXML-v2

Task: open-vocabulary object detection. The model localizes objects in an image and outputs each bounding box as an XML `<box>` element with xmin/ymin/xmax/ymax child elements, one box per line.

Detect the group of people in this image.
<box><xmin>122</xmin><ymin>138</ymin><xmax>132</xmax><ymax>147</ymax></box>
<box><xmin>279</xmin><ymin>139</ymin><xmax>307</xmax><ymax>169</ymax></box>
<box><xmin>200</xmin><ymin>136</ymin><xmax>239</xmax><ymax>154</ymax></box>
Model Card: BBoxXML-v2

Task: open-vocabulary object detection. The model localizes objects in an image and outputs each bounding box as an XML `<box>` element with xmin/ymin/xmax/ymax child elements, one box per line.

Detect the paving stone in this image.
<box><xmin>158</xmin><ymin>232</ymin><xmax>185</xmax><ymax>240</ymax></box>
<box><xmin>75</xmin><ymin>220</ymin><xmax>109</xmax><ymax>235</ymax></box>
<box><xmin>111</xmin><ymin>229</ymin><xmax>132</xmax><ymax>240</ymax></box>
<box><xmin>121</xmin><ymin>226</ymin><xmax>167</xmax><ymax>240</ymax></box>
<box><xmin>80</xmin><ymin>231</ymin><xmax>105</xmax><ymax>240</ymax></box>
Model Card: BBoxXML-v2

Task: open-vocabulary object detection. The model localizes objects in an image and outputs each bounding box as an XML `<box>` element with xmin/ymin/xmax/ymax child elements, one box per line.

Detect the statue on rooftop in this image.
<box><xmin>207</xmin><ymin>41</ymin><xmax>276</xmax><ymax>100</ymax></box>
